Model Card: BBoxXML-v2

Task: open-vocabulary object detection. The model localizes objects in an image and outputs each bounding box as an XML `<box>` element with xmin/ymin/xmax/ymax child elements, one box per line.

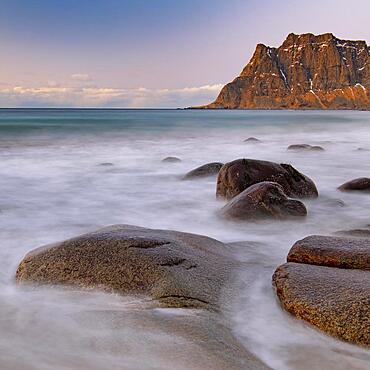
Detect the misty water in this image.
<box><xmin>0</xmin><ymin>109</ymin><xmax>369</xmax><ymax>370</ymax></box>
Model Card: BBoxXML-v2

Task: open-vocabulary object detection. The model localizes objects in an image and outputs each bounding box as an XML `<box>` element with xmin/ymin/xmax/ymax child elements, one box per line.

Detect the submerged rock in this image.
<box><xmin>244</xmin><ymin>137</ymin><xmax>261</xmax><ymax>143</ymax></box>
<box><xmin>216</xmin><ymin>158</ymin><xmax>318</xmax><ymax>200</ymax></box>
<box><xmin>320</xmin><ymin>197</ymin><xmax>346</xmax><ymax>208</ymax></box>
<box><xmin>334</xmin><ymin>229</ymin><xmax>370</xmax><ymax>239</ymax></box>
<box><xmin>220</xmin><ymin>182</ymin><xmax>307</xmax><ymax>220</ymax></box>
<box><xmin>287</xmin><ymin>144</ymin><xmax>325</xmax><ymax>151</ymax></box>
<box><xmin>357</xmin><ymin>147</ymin><xmax>370</xmax><ymax>152</ymax></box>
<box><xmin>183</xmin><ymin>162</ymin><xmax>223</xmax><ymax>180</ymax></box>
<box><xmin>273</xmin><ymin>263</ymin><xmax>370</xmax><ymax>346</ymax></box>
<box><xmin>287</xmin><ymin>235</ymin><xmax>370</xmax><ymax>270</ymax></box>
<box><xmin>16</xmin><ymin>225</ymin><xmax>237</xmax><ymax>310</ymax></box>
<box><xmin>338</xmin><ymin>177</ymin><xmax>370</xmax><ymax>192</ymax></box>
<box><xmin>162</xmin><ymin>156</ymin><xmax>181</xmax><ymax>163</ymax></box>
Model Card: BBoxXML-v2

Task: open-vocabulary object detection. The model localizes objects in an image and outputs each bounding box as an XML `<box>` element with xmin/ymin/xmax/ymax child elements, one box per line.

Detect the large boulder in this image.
<box><xmin>338</xmin><ymin>177</ymin><xmax>370</xmax><ymax>192</ymax></box>
<box><xmin>183</xmin><ymin>162</ymin><xmax>223</xmax><ymax>180</ymax></box>
<box><xmin>220</xmin><ymin>182</ymin><xmax>307</xmax><ymax>220</ymax></box>
<box><xmin>216</xmin><ymin>158</ymin><xmax>318</xmax><ymax>200</ymax></box>
<box><xmin>273</xmin><ymin>234</ymin><xmax>370</xmax><ymax>346</ymax></box>
<box><xmin>288</xmin><ymin>235</ymin><xmax>370</xmax><ymax>270</ymax></box>
<box><xmin>16</xmin><ymin>225</ymin><xmax>238</xmax><ymax>309</ymax></box>
<box><xmin>273</xmin><ymin>263</ymin><xmax>370</xmax><ymax>346</ymax></box>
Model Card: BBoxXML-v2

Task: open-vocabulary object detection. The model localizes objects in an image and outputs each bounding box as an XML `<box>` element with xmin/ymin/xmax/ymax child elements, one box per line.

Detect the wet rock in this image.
<box><xmin>320</xmin><ymin>198</ymin><xmax>346</xmax><ymax>208</ymax></box>
<box><xmin>244</xmin><ymin>137</ymin><xmax>261</xmax><ymax>143</ymax></box>
<box><xmin>16</xmin><ymin>225</ymin><xmax>237</xmax><ymax>310</ymax></box>
<box><xmin>183</xmin><ymin>162</ymin><xmax>223</xmax><ymax>180</ymax></box>
<box><xmin>310</xmin><ymin>146</ymin><xmax>324</xmax><ymax>151</ymax></box>
<box><xmin>287</xmin><ymin>235</ymin><xmax>370</xmax><ymax>270</ymax></box>
<box><xmin>288</xmin><ymin>144</ymin><xmax>311</xmax><ymax>151</ymax></box>
<box><xmin>220</xmin><ymin>182</ymin><xmax>307</xmax><ymax>220</ymax></box>
<box><xmin>287</xmin><ymin>144</ymin><xmax>325</xmax><ymax>151</ymax></box>
<box><xmin>273</xmin><ymin>234</ymin><xmax>370</xmax><ymax>346</ymax></box>
<box><xmin>216</xmin><ymin>158</ymin><xmax>318</xmax><ymax>200</ymax></box>
<box><xmin>334</xmin><ymin>229</ymin><xmax>370</xmax><ymax>239</ymax></box>
<box><xmin>357</xmin><ymin>147</ymin><xmax>370</xmax><ymax>152</ymax></box>
<box><xmin>273</xmin><ymin>263</ymin><xmax>370</xmax><ymax>346</ymax></box>
<box><xmin>162</xmin><ymin>156</ymin><xmax>181</xmax><ymax>163</ymax></box>
<box><xmin>338</xmin><ymin>177</ymin><xmax>370</xmax><ymax>192</ymax></box>
<box><xmin>16</xmin><ymin>226</ymin><xmax>270</xmax><ymax>369</ymax></box>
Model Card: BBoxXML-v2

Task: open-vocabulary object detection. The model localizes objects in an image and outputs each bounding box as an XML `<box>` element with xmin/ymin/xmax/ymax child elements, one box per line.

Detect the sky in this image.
<box><xmin>1</xmin><ymin>0</ymin><xmax>370</xmax><ymax>108</ymax></box>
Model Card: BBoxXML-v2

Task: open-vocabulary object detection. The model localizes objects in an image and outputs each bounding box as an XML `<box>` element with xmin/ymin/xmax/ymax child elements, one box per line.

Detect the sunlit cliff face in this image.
<box><xmin>205</xmin><ymin>33</ymin><xmax>370</xmax><ymax>110</ymax></box>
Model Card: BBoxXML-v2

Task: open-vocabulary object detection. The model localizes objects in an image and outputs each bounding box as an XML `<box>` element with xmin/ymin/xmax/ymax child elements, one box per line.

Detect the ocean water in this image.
<box><xmin>0</xmin><ymin>108</ymin><xmax>369</xmax><ymax>369</ymax></box>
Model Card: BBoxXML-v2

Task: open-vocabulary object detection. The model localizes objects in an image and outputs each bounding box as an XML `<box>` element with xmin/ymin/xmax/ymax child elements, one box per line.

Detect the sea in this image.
<box><xmin>0</xmin><ymin>108</ymin><xmax>369</xmax><ymax>370</ymax></box>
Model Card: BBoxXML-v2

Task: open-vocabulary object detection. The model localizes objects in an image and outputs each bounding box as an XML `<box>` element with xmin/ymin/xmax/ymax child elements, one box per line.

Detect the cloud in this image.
<box><xmin>0</xmin><ymin>83</ymin><xmax>223</xmax><ymax>108</ymax></box>
<box><xmin>70</xmin><ymin>73</ymin><xmax>91</xmax><ymax>81</ymax></box>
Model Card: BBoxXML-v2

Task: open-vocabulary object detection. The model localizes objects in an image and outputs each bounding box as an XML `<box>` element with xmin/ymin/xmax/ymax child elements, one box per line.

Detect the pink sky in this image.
<box><xmin>1</xmin><ymin>0</ymin><xmax>369</xmax><ymax>107</ymax></box>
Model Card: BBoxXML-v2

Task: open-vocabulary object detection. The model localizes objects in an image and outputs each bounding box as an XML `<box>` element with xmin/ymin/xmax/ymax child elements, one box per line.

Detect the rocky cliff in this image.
<box><xmin>202</xmin><ymin>33</ymin><xmax>370</xmax><ymax>110</ymax></box>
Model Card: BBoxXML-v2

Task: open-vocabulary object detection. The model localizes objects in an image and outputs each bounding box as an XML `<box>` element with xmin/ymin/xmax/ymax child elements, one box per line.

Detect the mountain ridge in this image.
<box><xmin>197</xmin><ymin>33</ymin><xmax>370</xmax><ymax>110</ymax></box>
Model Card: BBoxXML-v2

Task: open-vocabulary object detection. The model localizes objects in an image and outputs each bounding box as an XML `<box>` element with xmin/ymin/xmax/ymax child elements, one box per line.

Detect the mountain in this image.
<box><xmin>200</xmin><ymin>33</ymin><xmax>370</xmax><ymax>110</ymax></box>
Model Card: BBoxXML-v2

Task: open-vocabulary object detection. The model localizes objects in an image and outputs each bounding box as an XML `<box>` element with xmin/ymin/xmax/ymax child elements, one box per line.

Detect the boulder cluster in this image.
<box><xmin>16</xmin><ymin>147</ymin><xmax>370</xmax><ymax>354</ymax></box>
<box><xmin>180</xmin><ymin>154</ymin><xmax>369</xmax><ymax>346</ymax></box>
<box><xmin>216</xmin><ymin>158</ymin><xmax>317</xmax><ymax>220</ymax></box>
<box><xmin>273</xmin><ymin>235</ymin><xmax>370</xmax><ymax>346</ymax></box>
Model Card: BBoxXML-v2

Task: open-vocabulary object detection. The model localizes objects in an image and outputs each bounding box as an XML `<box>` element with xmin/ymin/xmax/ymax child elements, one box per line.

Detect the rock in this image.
<box><xmin>16</xmin><ymin>225</ymin><xmax>271</xmax><ymax>369</ymax></box>
<box><xmin>198</xmin><ymin>33</ymin><xmax>370</xmax><ymax>110</ymax></box>
<box><xmin>287</xmin><ymin>144</ymin><xmax>311</xmax><ymax>151</ymax></box>
<box><xmin>183</xmin><ymin>162</ymin><xmax>223</xmax><ymax>180</ymax></box>
<box><xmin>320</xmin><ymin>198</ymin><xmax>346</xmax><ymax>208</ymax></box>
<box><xmin>334</xmin><ymin>229</ymin><xmax>370</xmax><ymax>239</ymax></box>
<box><xmin>244</xmin><ymin>137</ymin><xmax>261</xmax><ymax>143</ymax></box>
<box><xmin>220</xmin><ymin>182</ymin><xmax>307</xmax><ymax>220</ymax></box>
<box><xmin>162</xmin><ymin>156</ymin><xmax>181</xmax><ymax>163</ymax></box>
<box><xmin>16</xmin><ymin>225</ymin><xmax>237</xmax><ymax>310</ymax></box>
<box><xmin>287</xmin><ymin>144</ymin><xmax>325</xmax><ymax>151</ymax></box>
<box><xmin>273</xmin><ymin>234</ymin><xmax>370</xmax><ymax>346</ymax></box>
<box><xmin>99</xmin><ymin>162</ymin><xmax>114</xmax><ymax>166</ymax></box>
<box><xmin>338</xmin><ymin>177</ymin><xmax>370</xmax><ymax>192</ymax></box>
<box><xmin>273</xmin><ymin>263</ymin><xmax>370</xmax><ymax>346</ymax></box>
<box><xmin>216</xmin><ymin>158</ymin><xmax>318</xmax><ymax>200</ymax></box>
<box><xmin>287</xmin><ymin>235</ymin><xmax>370</xmax><ymax>270</ymax></box>
<box><xmin>310</xmin><ymin>146</ymin><xmax>325</xmax><ymax>151</ymax></box>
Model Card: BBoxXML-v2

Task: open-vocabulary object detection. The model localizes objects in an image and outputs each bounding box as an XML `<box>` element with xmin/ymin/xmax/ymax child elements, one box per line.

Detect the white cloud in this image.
<box><xmin>70</xmin><ymin>73</ymin><xmax>91</xmax><ymax>81</ymax></box>
<box><xmin>0</xmin><ymin>83</ymin><xmax>223</xmax><ymax>108</ymax></box>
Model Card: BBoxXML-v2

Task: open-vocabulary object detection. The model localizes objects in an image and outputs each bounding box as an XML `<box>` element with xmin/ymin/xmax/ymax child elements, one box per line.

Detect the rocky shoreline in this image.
<box><xmin>15</xmin><ymin>149</ymin><xmax>370</xmax><ymax>367</ymax></box>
